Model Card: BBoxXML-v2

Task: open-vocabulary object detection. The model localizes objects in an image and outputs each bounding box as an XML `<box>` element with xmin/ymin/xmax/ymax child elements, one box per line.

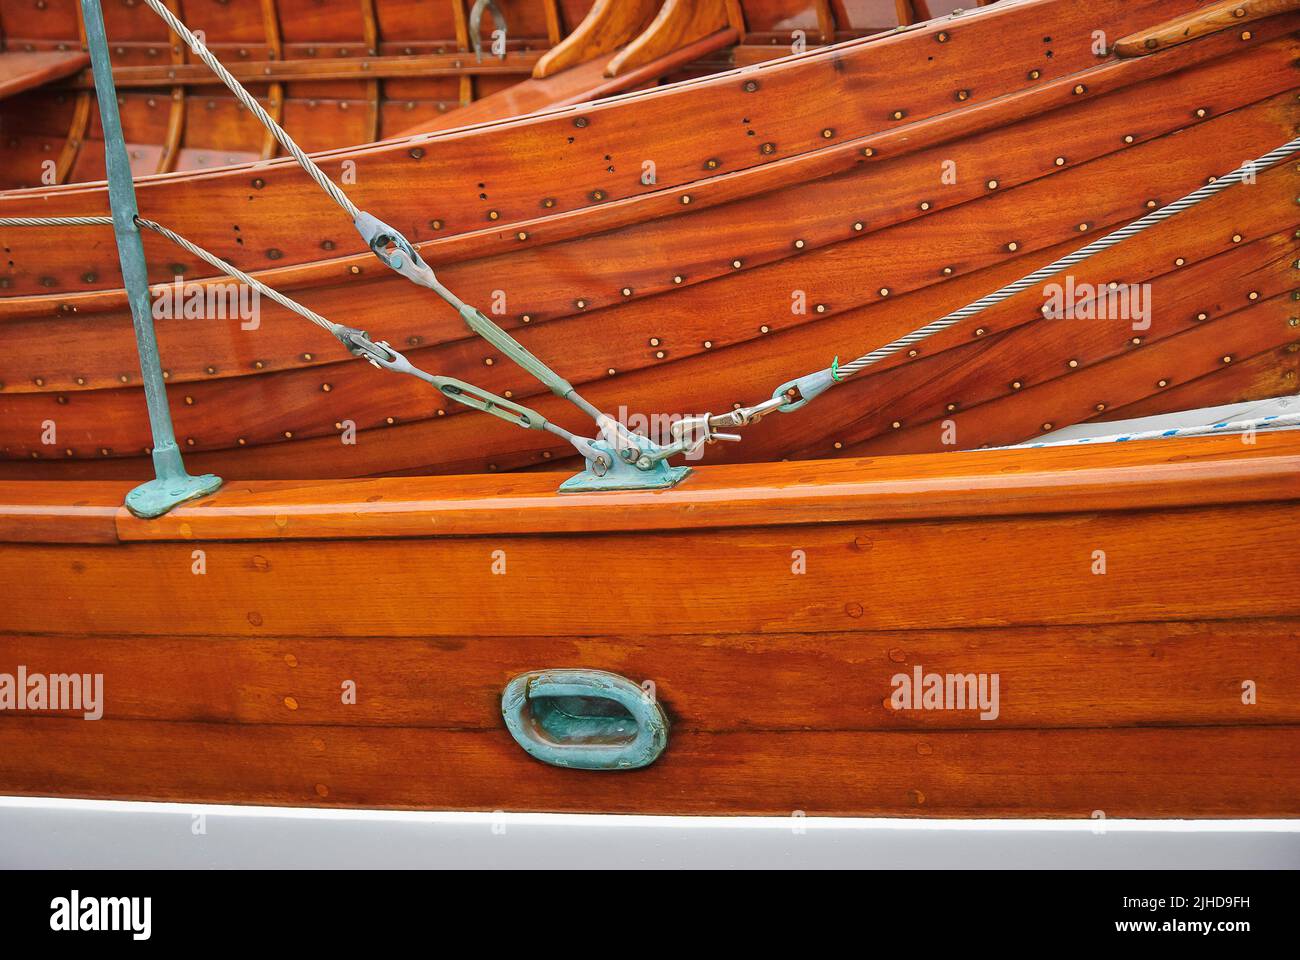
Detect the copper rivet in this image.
<box><xmin>987</xmin><ymin>179</ymin><xmax>998</xmax><ymax>189</ymax></box>
<box><xmin>1124</xmin><ymin>135</ymin><xmax>1134</xmax><ymax>143</ymax></box>
<box><xmin>1042</xmin><ymin>423</ymin><xmax>1053</xmax><ymax>431</ymax></box>
<box><xmin>622</xmin><ymin>287</ymin><xmax>632</xmax><ymax>296</ymax></box>
<box><xmin>853</xmin><ymin>221</ymin><xmax>864</xmax><ymax>231</ymax></box>
<box><xmin>891</xmin><ymin>421</ymin><xmax>902</xmax><ymax>429</ymax></box>
<box><xmin>1175</xmin><ymin>258</ymin><xmax>1186</xmax><ymax>266</ymax></box>
<box><xmin>920</xmin><ymin>201</ymin><xmax>931</xmax><ymax>211</ymax></box>
<box><xmin>879</xmin><ymin>287</ymin><xmax>890</xmax><ymax>297</ymax></box>
<box><xmin>1158</xmin><ymin>379</ymin><xmax>1168</xmax><ymax>387</ymax></box>
<box><xmin>1028</xmin><ymin>69</ymin><xmax>1040</xmax><ymax>80</ymax></box>
<box><xmin>822</xmin><ymin>128</ymin><xmax>834</xmax><ymax>138</ymax></box>
<box><xmin>863</xmin><ymin>147</ymin><xmax>875</xmax><ymax>157</ymax></box>
<box><xmin>681</xmin><ymin>195</ymin><xmax>692</xmax><ymax>204</ymax></box>
<box><xmin>488</xmin><ymin>210</ymin><xmax>499</xmax><ymax>220</ymax></box>
<box><xmin>673</xmin><ymin>275</ymin><xmax>684</xmax><ymax>284</ymax></box>
<box><xmin>1223</xmin><ymin>355</ymin><xmax>1233</xmax><ymax>363</ymax></box>
<box><xmin>795</xmin><ymin>239</ymin><xmax>805</xmax><ymax>249</ymax></box>
<box><xmin>891</xmin><ymin>110</ymin><xmax>905</xmax><ymax>120</ymax></box>
<box><xmin>1054</xmin><ymin>156</ymin><xmax>1065</xmax><ymax>166</ymax></box>
<box><xmin>732</xmin><ymin>259</ymin><xmax>742</xmax><ymax>269</ymax></box>
<box><xmin>1067</xmin><ymin>359</ymin><xmax>1079</xmax><ymax>368</ymax></box>
<box><xmin>1073</xmin><ymin>84</ymin><xmax>1085</xmax><ymax>95</ymax></box>
<box><xmin>1007</xmin><ymin>241</ymin><xmax>1019</xmax><ymax>251</ymax></box>
<box><xmin>937</xmin><ymin>31</ymin><xmax>949</xmax><ymax>42</ymax></box>
<box><xmin>517</xmin><ymin>231</ymin><xmax>527</xmax><ymax>240</ymax></box>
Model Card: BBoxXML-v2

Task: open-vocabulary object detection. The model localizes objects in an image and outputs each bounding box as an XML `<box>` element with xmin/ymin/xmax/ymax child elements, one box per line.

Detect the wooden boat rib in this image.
<box><xmin>0</xmin><ymin>0</ymin><xmax>1296</xmax><ymax>483</ymax></box>
<box><xmin>1</xmin><ymin>431</ymin><xmax>1298</xmax><ymax>815</ymax></box>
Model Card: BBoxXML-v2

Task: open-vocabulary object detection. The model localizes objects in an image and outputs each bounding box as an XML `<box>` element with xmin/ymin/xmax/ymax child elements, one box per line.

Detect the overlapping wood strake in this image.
<box><xmin>0</xmin><ymin>0</ymin><xmax>1296</xmax><ymax>485</ymax></box>
<box><xmin>0</xmin><ymin>0</ymin><xmax>913</xmax><ymax>185</ymax></box>
<box><xmin>0</xmin><ymin>431</ymin><xmax>1297</xmax><ymax>815</ymax></box>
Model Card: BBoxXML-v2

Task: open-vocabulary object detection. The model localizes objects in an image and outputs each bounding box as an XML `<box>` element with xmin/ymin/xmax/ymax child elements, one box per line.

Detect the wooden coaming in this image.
<box><xmin>0</xmin><ymin>433</ymin><xmax>1296</xmax><ymax>814</ymax></box>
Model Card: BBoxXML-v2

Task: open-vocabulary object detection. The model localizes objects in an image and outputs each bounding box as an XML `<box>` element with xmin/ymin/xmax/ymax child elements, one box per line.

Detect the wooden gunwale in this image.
<box><xmin>0</xmin><ymin>431</ymin><xmax>1293</xmax><ymax>544</ymax></box>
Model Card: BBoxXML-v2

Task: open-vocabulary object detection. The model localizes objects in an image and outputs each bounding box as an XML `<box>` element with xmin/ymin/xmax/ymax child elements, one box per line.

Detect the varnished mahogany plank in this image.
<box><xmin>4</xmin><ymin>618</ymin><xmax>1293</xmax><ymax>730</ymax></box>
<box><xmin>82</xmin><ymin>431</ymin><xmax>1300</xmax><ymax>541</ymax></box>
<box><xmin>0</xmin><ymin>51</ymin><xmax>89</xmax><ymax>100</ymax></box>
<box><xmin>1115</xmin><ymin>0</ymin><xmax>1300</xmax><ymax>57</ymax></box>
<box><xmin>1</xmin><ymin>498</ymin><xmax>1297</xmax><ymax>637</ymax></box>
<box><xmin>0</xmin><ymin>480</ymin><xmax>128</xmax><ymax>543</ymax></box>
<box><xmin>0</xmin><ymin>719</ymin><xmax>1294</xmax><ymax>815</ymax></box>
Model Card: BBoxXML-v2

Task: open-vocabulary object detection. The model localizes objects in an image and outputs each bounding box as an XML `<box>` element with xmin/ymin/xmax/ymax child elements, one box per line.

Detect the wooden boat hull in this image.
<box><xmin>1</xmin><ymin>431</ymin><xmax>1297</xmax><ymax>815</ymax></box>
<box><xmin>1</xmin><ymin>0</ymin><xmax>1295</xmax><ymax>482</ymax></box>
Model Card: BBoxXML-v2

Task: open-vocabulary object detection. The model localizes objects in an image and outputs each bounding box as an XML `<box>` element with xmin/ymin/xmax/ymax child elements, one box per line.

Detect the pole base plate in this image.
<box><xmin>125</xmin><ymin>472</ymin><xmax>223</xmax><ymax>519</ymax></box>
